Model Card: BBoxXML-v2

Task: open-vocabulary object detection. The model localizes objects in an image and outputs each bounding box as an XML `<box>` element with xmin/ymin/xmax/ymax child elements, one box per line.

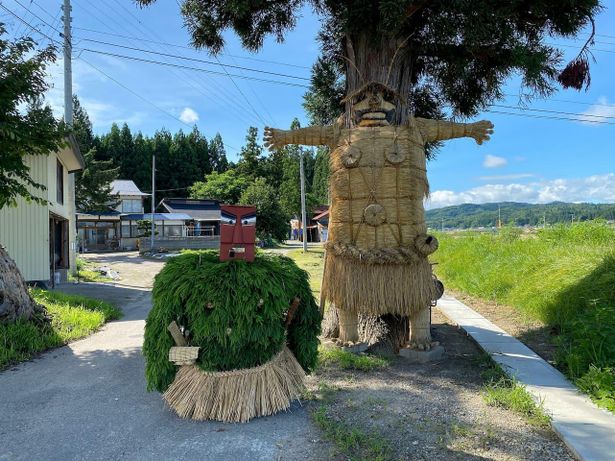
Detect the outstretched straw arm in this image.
<box><xmin>264</xmin><ymin>125</ymin><xmax>335</xmax><ymax>149</ymax></box>
<box><xmin>415</xmin><ymin>118</ymin><xmax>494</xmax><ymax>145</ymax></box>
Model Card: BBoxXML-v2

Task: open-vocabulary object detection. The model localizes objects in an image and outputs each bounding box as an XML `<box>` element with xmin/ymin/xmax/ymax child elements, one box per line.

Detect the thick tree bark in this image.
<box><xmin>344</xmin><ymin>33</ymin><xmax>415</xmax><ymax>126</ymax></box>
<box><xmin>0</xmin><ymin>245</ymin><xmax>45</xmax><ymax>324</ymax></box>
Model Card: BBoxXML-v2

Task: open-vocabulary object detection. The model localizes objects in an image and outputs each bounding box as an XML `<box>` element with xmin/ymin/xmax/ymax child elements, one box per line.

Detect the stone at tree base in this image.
<box><xmin>399</xmin><ymin>345</ymin><xmax>444</xmax><ymax>363</ymax></box>
<box><xmin>340</xmin><ymin>342</ymin><xmax>369</xmax><ymax>354</ymax></box>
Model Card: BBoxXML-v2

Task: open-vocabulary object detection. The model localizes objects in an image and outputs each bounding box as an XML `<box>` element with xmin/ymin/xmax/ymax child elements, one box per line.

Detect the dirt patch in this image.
<box><xmin>445</xmin><ymin>289</ymin><xmax>558</xmax><ymax>363</ymax></box>
<box><xmin>306</xmin><ymin>313</ymin><xmax>573</xmax><ymax>461</ymax></box>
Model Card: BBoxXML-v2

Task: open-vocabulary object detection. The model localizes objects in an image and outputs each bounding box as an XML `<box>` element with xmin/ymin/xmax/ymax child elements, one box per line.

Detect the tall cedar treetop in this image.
<box><xmin>137</xmin><ymin>1</ymin><xmax>600</xmax><ymax>122</ymax></box>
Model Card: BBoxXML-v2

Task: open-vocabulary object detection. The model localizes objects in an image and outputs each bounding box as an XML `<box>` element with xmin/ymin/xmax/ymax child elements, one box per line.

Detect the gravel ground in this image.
<box><xmin>306</xmin><ymin>310</ymin><xmax>574</xmax><ymax>461</ymax></box>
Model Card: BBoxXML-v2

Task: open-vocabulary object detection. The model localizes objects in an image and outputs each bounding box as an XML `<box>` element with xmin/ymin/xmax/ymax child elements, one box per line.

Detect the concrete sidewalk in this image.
<box><xmin>0</xmin><ymin>283</ymin><xmax>328</xmax><ymax>461</ymax></box>
<box><xmin>438</xmin><ymin>294</ymin><xmax>615</xmax><ymax>461</ymax></box>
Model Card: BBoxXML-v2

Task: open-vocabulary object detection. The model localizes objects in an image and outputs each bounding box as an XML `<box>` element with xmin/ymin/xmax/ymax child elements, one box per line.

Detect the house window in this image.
<box><xmin>56</xmin><ymin>160</ymin><xmax>64</xmax><ymax>205</ymax></box>
<box><xmin>121</xmin><ymin>199</ymin><xmax>142</xmax><ymax>213</ymax></box>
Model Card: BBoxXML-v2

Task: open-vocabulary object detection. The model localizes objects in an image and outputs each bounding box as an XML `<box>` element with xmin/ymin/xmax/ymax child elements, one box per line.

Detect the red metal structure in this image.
<box><xmin>219</xmin><ymin>205</ymin><xmax>256</xmax><ymax>262</ymax></box>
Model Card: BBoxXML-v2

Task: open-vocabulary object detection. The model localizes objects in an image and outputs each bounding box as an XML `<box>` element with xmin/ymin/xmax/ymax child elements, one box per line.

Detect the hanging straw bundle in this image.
<box><xmin>163</xmin><ymin>347</ymin><xmax>305</xmax><ymax>423</ymax></box>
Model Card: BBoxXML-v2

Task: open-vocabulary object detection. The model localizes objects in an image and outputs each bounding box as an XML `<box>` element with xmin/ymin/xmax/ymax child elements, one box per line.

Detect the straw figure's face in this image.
<box><xmin>220</xmin><ymin>205</ymin><xmax>256</xmax><ymax>262</ymax></box>
<box><xmin>352</xmin><ymin>89</ymin><xmax>396</xmax><ymax>127</ymax></box>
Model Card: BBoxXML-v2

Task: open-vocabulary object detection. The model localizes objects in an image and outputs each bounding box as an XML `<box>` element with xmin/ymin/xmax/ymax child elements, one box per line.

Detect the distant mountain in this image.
<box><xmin>425</xmin><ymin>202</ymin><xmax>615</xmax><ymax>229</ymax></box>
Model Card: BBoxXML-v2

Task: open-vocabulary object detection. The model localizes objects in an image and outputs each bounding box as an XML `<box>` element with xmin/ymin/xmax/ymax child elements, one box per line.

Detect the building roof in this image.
<box><xmin>110</xmin><ymin>180</ymin><xmax>149</xmax><ymax>197</ymax></box>
<box><xmin>120</xmin><ymin>213</ymin><xmax>192</xmax><ymax>221</ymax></box>
<box><xmin>57</xmin><ymin>134</ymin><xmax>85</xmax><ymax>173</ymax></box>
<box><xmin>313</xmin><ymin>209</ymin><xmax>329</xmax><ymax>222</ymax></box>
<box><xmin>160</xmin><ymin>198</ymin><xmax>221</xmax><ymax>221</ymax></box>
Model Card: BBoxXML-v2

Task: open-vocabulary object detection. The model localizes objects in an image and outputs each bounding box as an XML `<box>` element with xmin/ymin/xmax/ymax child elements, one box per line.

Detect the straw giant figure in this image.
<box><xmin>264</xmin><ymin>84</ymin><xmax>493</xmax><ymax>348</ymax></box>
<box><xmin>136</xmin><ymin>0</ymin><xmax>599</xmax><ymax>348</ymax></box>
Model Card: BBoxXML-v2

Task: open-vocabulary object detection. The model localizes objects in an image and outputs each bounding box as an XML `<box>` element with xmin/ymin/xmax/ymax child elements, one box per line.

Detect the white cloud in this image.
<box><xmin>483</xmin><ymin>154</ymin><xmax>507</xmax><ymax>168</ymax></box>
<box><xmin>426</xmin><ymin>173</ymin><xmax>615</xmax><ymax>209</ymax></box>
<box><xmin>179</xmin><ymin>107</ymin><xmax>199</xmax><ymax>124</ymax></box>
<box><xmin>478</xmin><ymin>173</ymin><xmax>535</xmax><ymax>181</ymax></box>
<box><xmin>580</xmin><ymin>96</ymin><xmax>615</xmax><ymax>125</ymax></box>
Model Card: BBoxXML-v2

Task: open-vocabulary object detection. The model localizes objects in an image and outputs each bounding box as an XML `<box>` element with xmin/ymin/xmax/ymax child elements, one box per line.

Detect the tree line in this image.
<box><xmin>73</xmin><ymin>96</ymin><xmax>331</xmax><ymax>240</ymax></box>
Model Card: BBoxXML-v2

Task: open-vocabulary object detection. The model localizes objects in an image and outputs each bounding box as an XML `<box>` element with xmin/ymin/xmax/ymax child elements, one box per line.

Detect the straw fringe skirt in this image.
<box><xmin>321</xmin><ymin>250</ymin><xmax>436</xmax><ymax>316</ymax></box>
<box><xmin>163</xmin><ymin>347</ymin><xmax>305</xmax><ymax>423</ymax></box>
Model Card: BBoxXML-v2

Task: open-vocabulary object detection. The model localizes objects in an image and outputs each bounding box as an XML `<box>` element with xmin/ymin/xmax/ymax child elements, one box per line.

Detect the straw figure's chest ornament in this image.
<box><xmin>264</xmin><ymin>81</ymin><xmax>494</xmax><ymax>351</ymax></box>
<box><xmin>219</xmin><ymin>205</ymin><xmax>256</xmax><ymax>262</ymax></box>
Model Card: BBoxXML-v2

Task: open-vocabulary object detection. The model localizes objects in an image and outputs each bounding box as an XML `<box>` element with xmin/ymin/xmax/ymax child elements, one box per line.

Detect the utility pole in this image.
<box><xmin>63</xmin><ymin>0</ymin><xmax>77</xmax><ymax>281</ymax></box>
<box><xmin>62</xmin><ymin>0</ymin><xmax>72</xmax><ymax>125</ymax></box>
<box><xmin>151</xmin><ymin>154</ymin><xmax>156</xmax><ymax>252</ymax></box>
<box><xmin>571</xmin><ymin>213</ymin><xmax>575</xmax><ymax>224</ymax></box>
<box><xmin>441</xmin><ymin>218</ymin><xmax>444</xmax><ymax>232</ymax></box>
<box><xmin>300</xmin><ymin>151</ymin><xmax>308</xmax><ymax>253</ymax></box>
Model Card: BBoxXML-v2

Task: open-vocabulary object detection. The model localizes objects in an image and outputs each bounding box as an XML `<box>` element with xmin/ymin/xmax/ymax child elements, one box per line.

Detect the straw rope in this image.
<box><xmin>163</xmin><ymin>347</ymin><xmax>305</xmax><ymax>423</ymax></box>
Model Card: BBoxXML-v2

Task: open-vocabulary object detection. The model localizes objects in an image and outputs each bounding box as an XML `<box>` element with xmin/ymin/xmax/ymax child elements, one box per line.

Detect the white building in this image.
<box><xmin>0</xmin><ymin>137</ymin><xmax>84</xmax><ymax>285</ymax></box>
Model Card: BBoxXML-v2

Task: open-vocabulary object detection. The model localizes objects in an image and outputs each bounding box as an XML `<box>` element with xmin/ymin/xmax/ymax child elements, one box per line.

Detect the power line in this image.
<box><xmin>0</xmin><ymin>3</ymin><xmax>60</xmax><ymax>44</ymax></box>
<box><xmin>503</xmin><ymin>93</ymin><xmax>615</xmax><ymax>109</ymax></box>
<box><xmin>484</xmin><ymin>109</ymin><xmax>615</xmax><ymax>125</ymax></box>
<box><xmin>71</xmin><ymin>25</ymin><xmax>311</xmax><ymax>69</ymax></box>
<box><xmin>78</xmin><ymin>56</ymin><xmax>238</xmax><ymax>150</ymax></box>
<box><xmin>79</xmin><ymin>48</ymin><xmax>310</xmax><ymax>88</ymax></box>
<box><xmin>77</xmin><ymin>37</ymin><xmax>309</xmax><ymax>81</ymax></box>
<box><xmin>492</xmin><ymin>103</ymin><xmax>615</xmax><ymax>121</ymax></box>
<box><xmin>78</xmin><ymin>0</ymin><xmax>263</xmax><ymax>128</ymax></box>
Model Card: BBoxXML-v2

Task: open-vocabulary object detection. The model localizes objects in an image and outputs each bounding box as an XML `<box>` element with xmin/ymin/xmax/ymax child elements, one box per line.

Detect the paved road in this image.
<box><xmin>0</xmin><ymin>253</ymin><xmax>328</xmax><ymax>461</ymax></box>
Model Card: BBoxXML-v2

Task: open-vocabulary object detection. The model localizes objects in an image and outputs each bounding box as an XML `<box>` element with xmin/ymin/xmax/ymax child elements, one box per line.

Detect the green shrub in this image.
<box><xmin>143</xmin><ymin>250</ymin><xmax>321</xmax><ymax>392</ymax></box>
<box><xmin>576</xmin><ymin>366</ymin><xmax>615</xmax><ymax>412</ymax></box>
<box><xmin>318</xmin><ymin>346</ymin><xmax>389</xmax><ymax>371</ymax></box>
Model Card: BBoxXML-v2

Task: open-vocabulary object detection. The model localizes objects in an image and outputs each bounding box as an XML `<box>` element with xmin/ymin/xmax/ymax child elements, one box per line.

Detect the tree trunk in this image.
<box><xmin>344</xmin><ymin>33</ymin><xmax>415</xmax><ymax>126</ymax></box>
<box><xmin>0</xmin><ymin>245</ymin><xmax>45</xmax><ymax>324</ymax></box>
<box><xmin>323</xmin><ymin>304</ymin><xmax>409</xmax><ymax>355</ymax></box>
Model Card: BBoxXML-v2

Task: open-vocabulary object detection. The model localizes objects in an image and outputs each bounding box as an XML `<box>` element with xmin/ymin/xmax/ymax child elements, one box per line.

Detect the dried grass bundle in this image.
<box><xmin>321</xmin><ymin>253</ymin><xmax>435</xmax><ymax>315</ymax></box>
<box><xmin>163</xmin><ymin>347</ymin><xmax>305</xmax><ymax>423</ymax></box>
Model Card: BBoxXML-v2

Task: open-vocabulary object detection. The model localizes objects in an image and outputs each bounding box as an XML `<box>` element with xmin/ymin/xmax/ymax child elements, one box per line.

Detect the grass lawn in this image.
<box><xmin>0</xmin><ymin>289</ymin><xmax>121</xmax><ymax>369</ymax></box>
<box><xmin>435</xmin><ymin>221</ymin><xmax>615</xmax><ymax>412</ymax></box>
<box><xmin>287</xmin><ymin>247</ymin><xmax>325</xmax><ymax>299</ymax></box>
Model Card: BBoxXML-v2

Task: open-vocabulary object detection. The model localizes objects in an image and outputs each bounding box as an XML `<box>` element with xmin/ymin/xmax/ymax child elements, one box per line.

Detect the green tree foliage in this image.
<box><xmin>239</xmin><ymin>178</ymin><xmax>288</xmax><ymax>240</ymax></box>
<box><xmin>75</xmin><ymin>149</ymin><xmax>119</xmax><ymax>213</ymax></box>
<box><xmin>72</xmin><ymin>97</ymin><xmax>119</xmax><ymax>212</ymax></box>
<box><xmin>189</xmin><ymin>169</ymin><xmax>248</xmax><ymax>204</ymax></box>
<box><xmin>209</xmin><ymin>133</ymin><xmax>229</xmax><ymax>173</ymax></box>
<box><xmin>425</xmin><ymin>202</ymin><xmax>615</xmax><ymax>229</ymax></box>
<box><xmin>278</xmin><ymin>119</ymin><xmax>318</xmax><ymax>219</ymax></box>
<box><xmin>143</xmin><ymin>251</ymin><xmax>321</xmax><ymax>392</ymax></box>
<box><xmin>311</xmin><ymin>146</ymin><xmax>330</xmax><ymax>204</ymax></box>
<box><xmin>236</xmin><ymin>126</ymin><xmax>264</xmax><ymax>178</ymax></box>
<box><xmin>0</xmin><ymin>26</ymin><xmax>66</xmax><ymax>208</ymax></box>
<box><xmin>302</xmin><ymin>57</ymin><xmax>344</xmax><ymax>127</ymax></box>
<box><xmin>72</xmin><ymin>96</ymin><xmax>94</xmax><ymax>153</ymax></box>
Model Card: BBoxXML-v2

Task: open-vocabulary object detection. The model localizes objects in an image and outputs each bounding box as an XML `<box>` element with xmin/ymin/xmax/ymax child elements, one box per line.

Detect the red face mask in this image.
<box><xmin>219</xmin><ymin>205</ymin><xmax>256</xmax><ymax>262</ymax></box>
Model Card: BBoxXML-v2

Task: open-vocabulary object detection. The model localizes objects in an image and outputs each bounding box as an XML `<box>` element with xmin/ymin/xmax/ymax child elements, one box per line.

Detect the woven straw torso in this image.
<box><xmin>328</xmin><ymin>124</ymin><xmax>428</xmax><ymax>252</ymax></box>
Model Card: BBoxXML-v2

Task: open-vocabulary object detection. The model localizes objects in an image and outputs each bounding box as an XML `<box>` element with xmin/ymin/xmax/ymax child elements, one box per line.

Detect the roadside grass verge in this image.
<box><xmin>71</xmin><ymin>257</ymin><xmax>108</xmax><ymax>283</ymax></box>
<box><xmin>0</xmin><ymin>290</ymin><xmax>121</xmax><ymax>369</ymax></box>
<box><xmin>435</xmin><ymin>221</ymin><xmax>615</xmax><ymax>412</ymax></box>
<box><xmin>478</xmin><ymin>355</ymin><xmax>550</xmax><ymax>427</ymax></box>
<box><xmin>312</xmin><ymin>405</ymin><xmax>392</xmax><ymax>461</ymax></box>
<box><xmin>318</xmin><ymin>345</ymin><xmax>390</xmax><ymax>371</ymax></box>
<box><xmin>287</xmin><ymin>248</ymin><xmax>325</xmax><ymax>299</ymax></box>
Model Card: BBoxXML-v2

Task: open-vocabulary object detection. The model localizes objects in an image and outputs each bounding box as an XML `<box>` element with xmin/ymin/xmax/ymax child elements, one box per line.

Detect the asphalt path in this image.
<box><xmin>0</xmin><ymin>254</ymin><xmax>328</xmax><ymax>461</ymax></box>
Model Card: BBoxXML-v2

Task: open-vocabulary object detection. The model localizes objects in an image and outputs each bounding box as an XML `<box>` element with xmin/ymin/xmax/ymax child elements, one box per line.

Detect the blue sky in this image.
<box><xmin>3</xmin><ymin>0</ymin><xmax>615</xmax><ymax>209</ymax></box>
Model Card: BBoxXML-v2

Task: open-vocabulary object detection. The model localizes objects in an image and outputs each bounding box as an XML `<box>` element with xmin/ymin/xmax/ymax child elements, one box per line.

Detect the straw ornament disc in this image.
<box><xmin>341</xmin><ymin>145</ymin><xmax>362</xmax><ymax>167</ymax></box>
<box><xmin>363</xmin><ymin>203</ymin><xmax>386</xmax><ymax>226</ymax></box>
<box><xmin>385</xmin><ymin>143</ymin><xmax>405</xmax><ymax>164</ymax></box>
